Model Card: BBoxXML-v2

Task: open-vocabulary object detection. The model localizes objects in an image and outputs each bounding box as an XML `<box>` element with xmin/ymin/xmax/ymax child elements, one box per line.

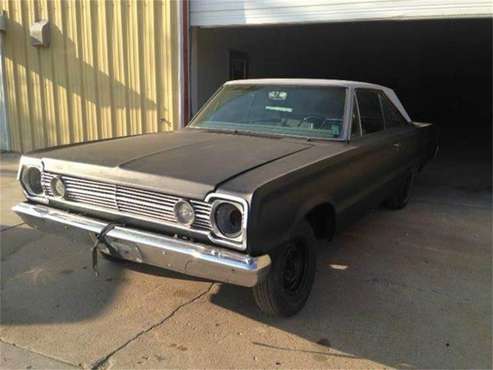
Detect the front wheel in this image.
<box><xmin>252</xmin><ymin>222</ymin><xmax>317</xmax><ymax>317</ymax></box>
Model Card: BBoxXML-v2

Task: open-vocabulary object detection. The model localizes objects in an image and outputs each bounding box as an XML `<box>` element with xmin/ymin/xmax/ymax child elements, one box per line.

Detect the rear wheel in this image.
<box><xmin>385</xmin><ymin>171</ymin><xmax>415</xmax><ymax>210</ymax></box>
<box><xmin>252</xmin><ymin>222</ymin><xmax>317</xmax><ymax>317</ymax></box>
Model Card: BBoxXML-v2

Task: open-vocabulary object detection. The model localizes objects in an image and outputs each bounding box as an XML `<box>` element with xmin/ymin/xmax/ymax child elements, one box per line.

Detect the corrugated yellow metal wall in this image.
<box><xmin>0</xmin><ymin>0</ymin><xmax>180</xmax><ymax>153</ymax></box>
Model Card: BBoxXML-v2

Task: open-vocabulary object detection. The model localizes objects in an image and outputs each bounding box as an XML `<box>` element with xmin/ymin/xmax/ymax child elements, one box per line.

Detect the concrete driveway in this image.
<box><xmin>1</xmin><ymin>149</ymin><xmax>491</xmax><ymax>369</ymax></box>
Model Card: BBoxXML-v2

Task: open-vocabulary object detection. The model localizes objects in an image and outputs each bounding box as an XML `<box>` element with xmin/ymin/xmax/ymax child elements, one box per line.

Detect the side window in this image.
<box><xmin>351</xmin><ymin>96</ymin><xmax>361</xmax><ymax>137</ymax></box>
<box><xmin>380</xmin><ymin>93</ymin><xmax>407</xmax><ymax>128</ymax></box>
<box><xmin>356</xmin><ymin>89</ymin><xmax>384</xmax><ymax>134</ymax></box>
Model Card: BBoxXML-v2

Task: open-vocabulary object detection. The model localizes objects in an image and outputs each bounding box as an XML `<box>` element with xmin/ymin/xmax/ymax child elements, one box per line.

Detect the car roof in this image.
<box><xmin>223</xmin><ymin>78</ymin><xmax>412</xmax><ymax>122</ymax></box>
<box><xmin>224</xmin><ymin>78</ymin><xmax>387</xmax><ymax>90</ymax></box>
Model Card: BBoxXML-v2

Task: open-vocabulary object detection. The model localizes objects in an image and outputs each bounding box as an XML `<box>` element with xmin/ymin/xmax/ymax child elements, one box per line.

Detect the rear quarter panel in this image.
<box><xmin>413</xmin><ymin>122</ymin><xmax>438</xmax><ymax>168</ymax></box>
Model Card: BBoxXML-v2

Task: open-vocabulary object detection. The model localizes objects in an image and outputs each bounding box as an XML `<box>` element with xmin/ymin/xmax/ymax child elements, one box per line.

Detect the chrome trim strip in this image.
<box><xmin>13</xmin><ymin>202</ymin><xmax>270</xmax><ymax>287</ymax></box>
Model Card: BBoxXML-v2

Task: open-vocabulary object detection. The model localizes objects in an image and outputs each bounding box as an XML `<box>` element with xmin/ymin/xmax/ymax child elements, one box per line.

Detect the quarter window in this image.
<box><xmin>380</xmin><ymin>93</ymin><xmax>407</xmax><ymax>128</ymax></box>
<box><xmin>355</xmin><ymin>89</ymin><xmax>384</xmax><ymax>134</ymax></box>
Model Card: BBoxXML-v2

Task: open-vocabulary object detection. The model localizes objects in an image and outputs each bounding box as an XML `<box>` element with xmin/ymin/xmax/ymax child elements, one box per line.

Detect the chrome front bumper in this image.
<box><xmin>13</xmin><ymin>202</ymin><xmax>271</xmax><ymax>287</ymax></box>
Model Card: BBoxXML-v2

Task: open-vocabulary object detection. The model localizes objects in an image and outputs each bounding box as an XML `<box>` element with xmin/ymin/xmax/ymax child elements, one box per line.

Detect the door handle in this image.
<box><xmin>392</xmin><ymin>143</ymin><xmax>401</xmax><ymax>151</ymax></box>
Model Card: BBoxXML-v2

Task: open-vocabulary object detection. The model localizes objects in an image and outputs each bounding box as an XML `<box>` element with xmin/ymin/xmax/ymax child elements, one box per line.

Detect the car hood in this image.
<box><xmin>37</xmin><ymin>129</ymin><xmax>311</xmax><ymax>199</ymax></box>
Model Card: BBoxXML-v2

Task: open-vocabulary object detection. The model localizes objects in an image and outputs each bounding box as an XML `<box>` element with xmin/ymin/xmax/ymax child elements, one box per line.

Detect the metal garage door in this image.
<box><xmin>190</xmin><ymin>0</ymin><xmax>492</xmax><ymax>28</ymax></box>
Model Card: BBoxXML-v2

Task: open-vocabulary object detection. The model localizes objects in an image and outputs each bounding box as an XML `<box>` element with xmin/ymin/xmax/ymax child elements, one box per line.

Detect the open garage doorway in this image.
<box><xmin>191</xmin><ymin>19</ymin><xmax>491</xmax><ymax>175</ymax></box>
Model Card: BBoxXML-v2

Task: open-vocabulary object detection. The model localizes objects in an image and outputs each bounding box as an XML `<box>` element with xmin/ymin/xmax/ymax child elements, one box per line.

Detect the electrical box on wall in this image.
<box><xmin>30</xmin><ymin>20</ymin><xmax>50</xmax><ymax>47</ymax></box>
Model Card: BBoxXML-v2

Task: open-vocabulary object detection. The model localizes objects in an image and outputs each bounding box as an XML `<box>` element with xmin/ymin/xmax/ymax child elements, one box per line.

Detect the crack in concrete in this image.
<box><xmin>0</xmin><ymin>338</ymin><xmax>81</xmax><ymax>368</ymax></box>
<box><xmin>0</xmin><ymin>222</ymin><xmax>25</xmax><ymax>233</ymax></box>
<box><xmin>91</xmin><ymin>282</ymin><xmax>215</xmax><ymax>370</ymax></box>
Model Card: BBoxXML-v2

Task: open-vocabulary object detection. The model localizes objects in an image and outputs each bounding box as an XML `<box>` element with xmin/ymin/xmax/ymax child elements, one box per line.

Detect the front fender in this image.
<box><xmin>246</xmin><ymin>183</ymin><xmax>337</xmax><ymax>256</ymax></box>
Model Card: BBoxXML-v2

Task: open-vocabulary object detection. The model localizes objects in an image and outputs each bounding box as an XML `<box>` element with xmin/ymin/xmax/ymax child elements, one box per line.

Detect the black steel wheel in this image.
<box><xmin>252</xmin><ymin>221</ymin><xmax>317</xmax><ymax>317</ymax></box>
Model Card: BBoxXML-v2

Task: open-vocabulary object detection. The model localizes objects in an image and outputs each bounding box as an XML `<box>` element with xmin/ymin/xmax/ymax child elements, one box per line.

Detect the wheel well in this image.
<box><xmin>305</xmin><ymin>203</ymin><xmax>335</xmax><ymax>240</ymax></box>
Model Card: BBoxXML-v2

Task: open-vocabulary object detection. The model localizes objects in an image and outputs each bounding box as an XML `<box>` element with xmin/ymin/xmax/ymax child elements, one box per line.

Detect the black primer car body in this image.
<box><xmin>14</xmin><ymin>79</ymin><xmax>437</xmax><ymax>316</ymax></box>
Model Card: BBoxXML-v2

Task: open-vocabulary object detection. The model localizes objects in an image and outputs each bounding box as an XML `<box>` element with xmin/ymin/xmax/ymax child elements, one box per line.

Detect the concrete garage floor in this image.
<box><xmin>0</xmin><ymin>146</ymin><xmax>491</xmax><ymax>369</ymax></box>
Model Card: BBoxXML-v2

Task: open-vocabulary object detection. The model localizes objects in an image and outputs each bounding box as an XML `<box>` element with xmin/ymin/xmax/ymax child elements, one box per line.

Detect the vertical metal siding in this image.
<box><xmin>0</xmin><ymin>0</ymin><xmax>180</xmax><ymax>153</ymax></box>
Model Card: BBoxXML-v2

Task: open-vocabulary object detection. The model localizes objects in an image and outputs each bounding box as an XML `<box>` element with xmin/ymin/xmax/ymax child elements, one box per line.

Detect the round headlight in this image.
<box><xmin>21</xmin><ymin>166</ymin><xmax>43</xmax><ymax>195</ymax></box>
<box><xmin>174</xmin><ymin>200</ymin><xmax>195</xmax><ymax>225</ymax></box>
<box><xmin>213</xmin><ymin>202</ymin><xmax>243</xmax><ymax>238</ymax></box>
<box><xmin>50</xmin><ymin>176</ymin><xmax>66</xmax><ymax>198</ymax></box>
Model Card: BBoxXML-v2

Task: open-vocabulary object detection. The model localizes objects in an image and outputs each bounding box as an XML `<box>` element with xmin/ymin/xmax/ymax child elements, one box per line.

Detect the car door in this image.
<box><xmin>378</xmin><ymin>91</ymin><xmax>420</xmax><ymax>175</ymax></box>
<box><xmin>337</xmin><ymin>89</ymin><xmax>397</xmax><ymax>226</ymax></box>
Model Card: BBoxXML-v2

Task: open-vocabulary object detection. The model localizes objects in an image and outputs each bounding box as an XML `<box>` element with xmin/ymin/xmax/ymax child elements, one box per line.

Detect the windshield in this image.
<box><xmin>190</xmin><ymin>85</ymin><xmax>347</xmax><ymax>140</ymax></box>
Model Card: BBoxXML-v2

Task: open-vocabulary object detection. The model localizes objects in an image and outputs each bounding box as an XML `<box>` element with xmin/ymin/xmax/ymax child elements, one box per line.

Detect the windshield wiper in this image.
<box><xmin>192</xmin><ymin>126</ymin><xmax>281</xmax><ymax>140</ymax></box>
<box><xmin>231</xmin><ymin>130</ymin><xmax>281</xmax><ymax>139</ymax></box>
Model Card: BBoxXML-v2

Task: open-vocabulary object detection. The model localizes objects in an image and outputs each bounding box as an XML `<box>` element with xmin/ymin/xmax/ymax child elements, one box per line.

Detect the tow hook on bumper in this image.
<box><xmin>12</xmin><ymin>202</ymin><xmax>271</xmax><ymax>287</ymax></box>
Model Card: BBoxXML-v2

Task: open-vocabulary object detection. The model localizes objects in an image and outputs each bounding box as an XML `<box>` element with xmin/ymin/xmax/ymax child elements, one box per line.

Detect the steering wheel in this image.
<box><xmin>297</xmin><ymin>114</ymin><xmax>326</xmax><ymax>128</ymax></box>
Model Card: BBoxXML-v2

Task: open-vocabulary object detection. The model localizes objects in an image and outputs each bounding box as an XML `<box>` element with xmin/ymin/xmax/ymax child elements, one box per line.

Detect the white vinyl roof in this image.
<box><xmin>224</xmin><ymin>79</ymin><xmax>412</xmax><ymax>122</ymax></box>
<box><xmin>226</xmin><ymin>78</ymin><xmax>386</xmax><ymax>89</ymax></box>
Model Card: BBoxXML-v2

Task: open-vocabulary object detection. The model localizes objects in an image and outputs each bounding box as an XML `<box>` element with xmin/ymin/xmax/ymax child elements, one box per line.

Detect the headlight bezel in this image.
<box><xmin>211</xmin><ymin>200</ymin><xmax>243</xmax><ymax>239</ymax></box>
<box><xmin>20</xmin><ymin>166</ymin><xmax>43</xmax><ymax>196</ymax></box>
<box><xmin>18</xmin><ymin>157</ymin><xmax>44</xmax><ymax>194</ymax></box>
<box><xmin>18</xmin><ymin>156</ymin><xmax>48</xmax><ymax>204</ymax></box>
<box><xmin>206</xmin><ymin>193</ymin><xmax>248</xmax><ymax>250</ymax></box>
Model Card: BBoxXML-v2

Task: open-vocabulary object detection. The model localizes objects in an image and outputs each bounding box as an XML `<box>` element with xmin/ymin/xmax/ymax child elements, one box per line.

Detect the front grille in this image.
<box><xmin>41</xmin><ymin>172</ymin><xmax>213</xmax><ymax>232</ymax></box>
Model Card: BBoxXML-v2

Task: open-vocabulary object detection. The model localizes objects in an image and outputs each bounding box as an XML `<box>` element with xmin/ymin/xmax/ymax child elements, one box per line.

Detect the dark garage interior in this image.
<box><xmin>193</xmin><ymin>18</ymin><xmax>492</xmax><ymax>188</ymax></box>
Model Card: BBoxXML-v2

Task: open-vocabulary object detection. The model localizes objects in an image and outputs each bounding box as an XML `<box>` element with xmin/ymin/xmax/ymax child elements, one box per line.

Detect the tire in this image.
<box><xmin>252</xmin><ymin>221</ymin><xmax>317</xmax><ymax>317</ymax></box>
<box><xmin>384</xmin><ymin>171</ymin><xmax>415</xmax><ymax>210</ymax></box>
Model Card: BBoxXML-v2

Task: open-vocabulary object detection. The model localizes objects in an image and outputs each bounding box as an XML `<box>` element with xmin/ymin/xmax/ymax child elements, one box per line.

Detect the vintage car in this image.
<box><xmin>14</xmin><ymin>79</ymin><xmax>437</xmax><ymax>316</ymax></box>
